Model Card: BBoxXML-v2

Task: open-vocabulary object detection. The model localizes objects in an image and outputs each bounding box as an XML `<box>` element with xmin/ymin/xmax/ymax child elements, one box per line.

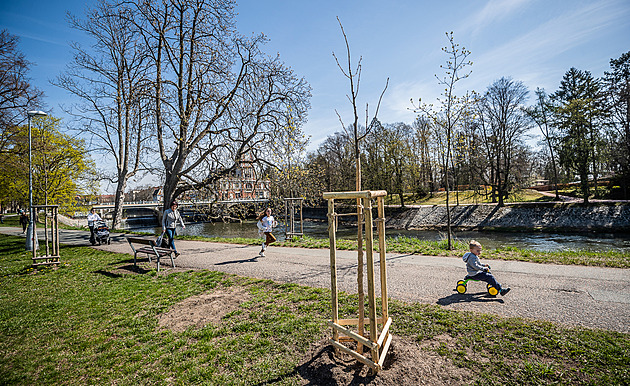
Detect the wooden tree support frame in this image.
<box><xmin>284</xmin><ymin>197</ymin><xmax>304</xmax><ymax>240</ymax></box>
<box><xmin>323</xmin><ymin>190</ymin><xmax>392</xmax><ymax>374</ymax></box>
<box><xmin>31</xmin><ymin>205</ymin><xmax>61</xmax><ymax>267</ymax></box>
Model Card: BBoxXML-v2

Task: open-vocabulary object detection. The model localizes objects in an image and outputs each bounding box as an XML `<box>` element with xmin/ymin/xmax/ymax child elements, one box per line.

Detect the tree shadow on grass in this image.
<box><xmin>93</xmin><ymin>269</ymin><xmax>123</xmax><ymax>279</ymax></box>
<box><xmin>104</xmin><ymin>263</ymin><xmax>152</xmax><ymax>275</ymax></box>
<box><xmin>108</xmin><ymin>257</ymin><xmax>136</xmax><ymax>266</ymax></box>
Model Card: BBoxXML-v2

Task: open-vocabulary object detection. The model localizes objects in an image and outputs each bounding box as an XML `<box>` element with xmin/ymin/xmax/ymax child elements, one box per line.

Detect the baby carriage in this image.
<box><xmin>95</xmin><ymin>221</ymin><xmax>110</xmax><ymax>245</ymax></box>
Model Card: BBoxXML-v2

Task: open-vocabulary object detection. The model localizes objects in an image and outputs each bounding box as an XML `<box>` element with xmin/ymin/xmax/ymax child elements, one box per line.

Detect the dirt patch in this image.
<box><xmin>297</xmin><ymin>336</ymin><xmax>469</xmax><ymax>385</ymax></box>
<box><xmin>157</xmin><ymin>287</ymin><xmax>250</xmax><ymax>332</ymax></box>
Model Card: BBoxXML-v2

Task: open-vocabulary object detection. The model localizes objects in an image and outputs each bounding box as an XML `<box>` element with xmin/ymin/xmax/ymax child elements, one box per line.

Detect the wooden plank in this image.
<box><xmin>337</xmin><ymin>317</ymin><xmax>386</xmax><ymax>326</ymax></box>
<box><xmin>363</xmin><ymin>198</ymin><xmax>378</xmax><ymax>347</ymax></box>
<box><xmin>322</xmin><ymin>190</ymin><xmax>388</xmax><ymax>200</ymax></box>
<box><xmin>328</xmin><ymin>339</ymin><xmax>381</xmax><ymax>372</ymax></box>
<box><xmin>126</xmin><ymin>237</ymin><xmax>154</xmax><ymax>245</ymax></box>
<box><xmin>154</xmin><ymin>247</ymin><xmax>176</xmax><ymax>254</ymax></box>
<box><xmin>32</xmin><ymin>256</ymin><xmax>60</xmax><ymax>260</ymax></box>
<box><xmin>377</xmin><ymin>333</ymin><xmax>393</xmax><ymax>368</ymax></box>
<box><xmin>334</xmin><ymin>212</ymin><xmax>359</xmax><ymax>217</ymax></box>
<box><xmin>367</xmin><ymin>190</ymin><xmax>387</xmax><ymax>198</ymax></box>
<box><xmin>328</xmin><ymin>199</ymin><xmax>339</xmax><ymax>343</ymax></box>
<box><xmin>377</xmin><ymin>196</ymin><xmax>389</xmax><ymax>321</ymax></box>
<box><xmin>54</xmin><ymin>207</ymin><xmax>59</xmax><ymax>257</ymax></box>
<box><xmin>328</xmin><ymin>321</ymin><xmax>377</xmax><ymax>349</ymax></box>
<box><xmin>32</xmin><ymin>261</ymin><xmax>60</xmax><ymax>267</ymax></box>
<box><xmin>136</xmin><ymin>248</ymin><xmax>167</xmax><ymax>256</ymax></box>
<box><xmin>356</xmin><ymin>196</ymin><xmax>365</xmax><ymax>356</ymax></box>
<box><xmin>377</xmin><ymin>317</ymin><xmax>392</xmax><ymax>347</ymax></box>
<box><xmin>323</xmin><ymin>191</ymin><xmax>371</xmax><ymax>199</ymax></box>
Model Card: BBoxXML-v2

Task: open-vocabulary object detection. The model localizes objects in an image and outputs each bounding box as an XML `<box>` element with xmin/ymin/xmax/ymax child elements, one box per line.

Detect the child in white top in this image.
<box><xmin>256</xmin><ymin>207</ymin><xmax>276</xmax><ymax>257</ymax></box>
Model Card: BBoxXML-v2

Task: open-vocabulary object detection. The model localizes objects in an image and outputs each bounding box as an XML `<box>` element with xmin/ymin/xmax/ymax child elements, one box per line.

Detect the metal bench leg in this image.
<box><xmin>156</xmin><ymin>255</ymin><xmax>160</xmax><ymax>272</ymax></box>
<box><xmin>169</xmin><ymin>253</ymin><xmax>175</xmax><ymax>268</ymax></box>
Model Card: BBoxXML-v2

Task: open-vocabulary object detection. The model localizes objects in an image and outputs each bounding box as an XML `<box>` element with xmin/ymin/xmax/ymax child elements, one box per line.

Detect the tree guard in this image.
<box><xmin>283</xmin><ymin>197</ymin><xmax>304</xmax><ymax>240</ymax></box>
<box><xmin>323</xmin><ymin>190</ymin><xmax>392</xmax><ymax>373</ymax></box>
<box><xmin>31</xmin><ymin>205</ymin><xmax>61</xmax><ymax>267</ymax></box>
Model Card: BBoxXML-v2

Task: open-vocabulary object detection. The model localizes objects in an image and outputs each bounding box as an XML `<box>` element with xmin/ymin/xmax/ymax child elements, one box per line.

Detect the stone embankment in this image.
<box><xmin>384</xmin><ymin>202</ymin><xmax>630</xmax><ymax>232</ymax></box>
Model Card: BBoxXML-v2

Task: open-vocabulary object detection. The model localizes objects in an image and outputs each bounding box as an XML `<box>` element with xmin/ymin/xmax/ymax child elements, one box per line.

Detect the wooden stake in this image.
<box><xmin>363</xmin><ymin>197</ymin><xmax>380</xmax><ymax>366</ymax></box>
<box><xmin>328</xmin><ymin>199</ymin><xmax>339</xmax><ymax>343</ymax></box>
<box><xmin>377</xmin><ymin>197</ymin><xmax>389</xmax><ymax>321</ymax></box>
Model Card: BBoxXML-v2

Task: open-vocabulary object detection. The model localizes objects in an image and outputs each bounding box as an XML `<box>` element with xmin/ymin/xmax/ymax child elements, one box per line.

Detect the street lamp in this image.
<box><xmin>25</xmin><ymin>110</ymin><xmax>47</xmax><ymax>251</ymax></box>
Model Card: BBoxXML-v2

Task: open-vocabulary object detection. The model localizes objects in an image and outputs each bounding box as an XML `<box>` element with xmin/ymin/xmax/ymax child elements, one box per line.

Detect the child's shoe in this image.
<box><xmin>500</xmin><ymin>287</ymin><xmax>511</xmax><ymax>296</ymax></box>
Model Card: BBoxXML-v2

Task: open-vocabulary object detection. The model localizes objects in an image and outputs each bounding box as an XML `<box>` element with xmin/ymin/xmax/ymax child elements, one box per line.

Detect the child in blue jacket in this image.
<box><xmin>463</xmin><ymin>240</ymin><xmax>510</xmax><ymax>296</ymax></box>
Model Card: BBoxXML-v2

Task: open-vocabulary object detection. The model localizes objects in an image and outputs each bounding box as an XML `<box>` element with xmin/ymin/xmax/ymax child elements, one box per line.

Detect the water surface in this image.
<box><xmin>129</xmin><ymin>219</ymin><xmax>630</xmax><ymax>253</ymax></box>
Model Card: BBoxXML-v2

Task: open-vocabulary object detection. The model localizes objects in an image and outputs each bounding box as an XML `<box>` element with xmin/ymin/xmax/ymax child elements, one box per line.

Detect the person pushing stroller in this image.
<box><xmin>462</xmin><ymin>240</ymin><xmax>510</xmax><ymax>296</ymax></box>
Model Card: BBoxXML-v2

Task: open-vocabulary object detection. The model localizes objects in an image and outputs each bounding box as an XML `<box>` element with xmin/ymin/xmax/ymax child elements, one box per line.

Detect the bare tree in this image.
<box><xmin>57</xmin><ymin>0</ymin><xmax>151</xmax><ymax>228</ymax></box>
<box><xmin>133</xmin><ymin>0</ymin><xmax>310</xmax><ymax>210</ymax></box>
<box><xmin>0</xmin><ymin>29</ymin><xmax>44</xmax><ymax>152</ymax></box>
<box><xmin>311</xmin><ymin>131</ymin><xmax>355</xmax><ymax>192</ymax></box>
<box><xmin>477</xmin><ymin>77</ymin><xmax>530</xmax><ymax>206</ymax></box>
<box><xmin>412</xmin><ymin>32</ymin><xmax>472</xmax><ymax>249</ymax></box>
<box><xmin>411</xmin><ymin>116</ymin><xmax>437</xmax><ymax>197</ymax></box>
<box><xmin>603</xmin><ymin>51</ymin><xmax>630</xmax><ymax>198</ymax></box>
<box><xmin>332</xmin><ymin>16</ymin><xmax>388</xmax><ymax>351</ymax></box>
<box><xmin>526</xmin><ymin>88</ymin><xmax>560</xmax><ymax>200</ymax></box>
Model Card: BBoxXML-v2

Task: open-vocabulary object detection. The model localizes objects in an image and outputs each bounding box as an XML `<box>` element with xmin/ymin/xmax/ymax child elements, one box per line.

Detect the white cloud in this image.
<box><xmin>471</xmin><ymin>0</ymin><xmax>629</xmax><ymax>88</ymax></box>
<box><xmin>462</xmin><ymin>0</ymin><xmax>534</xmax><ymax>37</ymax></box>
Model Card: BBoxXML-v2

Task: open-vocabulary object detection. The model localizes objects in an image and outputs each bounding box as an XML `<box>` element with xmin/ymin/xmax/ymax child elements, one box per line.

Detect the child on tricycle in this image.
<box><xmin>456</xmin><ymin>240</ymin><xmax>510</xmax><ymax>297</ymax></box>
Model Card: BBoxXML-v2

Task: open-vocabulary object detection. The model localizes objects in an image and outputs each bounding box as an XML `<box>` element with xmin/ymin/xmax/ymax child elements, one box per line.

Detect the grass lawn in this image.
<box><xmin>1</xmin><ymin>234</ymin><xmax>628</xmax><ymax>385</ymax></box>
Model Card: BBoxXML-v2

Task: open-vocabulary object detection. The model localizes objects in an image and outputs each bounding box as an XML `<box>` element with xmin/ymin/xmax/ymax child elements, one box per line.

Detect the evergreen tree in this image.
<box><xmin>551</xmin><ymin>68</ymin><xmax>604</xmax><ymax>203</ymax></box>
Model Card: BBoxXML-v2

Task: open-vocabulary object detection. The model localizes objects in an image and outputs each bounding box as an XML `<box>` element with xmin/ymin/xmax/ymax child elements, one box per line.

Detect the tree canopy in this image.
<box><xmin>0</xmin><ymin>116</ymin><xmax>97</xmax><ymax>211</ymax></box>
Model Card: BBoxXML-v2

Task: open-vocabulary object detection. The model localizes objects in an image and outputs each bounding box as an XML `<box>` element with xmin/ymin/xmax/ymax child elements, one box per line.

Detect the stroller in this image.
<box><xmin>94</xmin><ymin>221</ymin><xmax>110</xmax><ymax>245</ymax></box>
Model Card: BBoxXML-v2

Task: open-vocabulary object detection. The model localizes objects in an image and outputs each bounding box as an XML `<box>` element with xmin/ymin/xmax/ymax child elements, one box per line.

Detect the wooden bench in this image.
<box><xmin>126</xmin><ymin>237</ymin><xmax>177</xmax><ymax>272</ymax></box>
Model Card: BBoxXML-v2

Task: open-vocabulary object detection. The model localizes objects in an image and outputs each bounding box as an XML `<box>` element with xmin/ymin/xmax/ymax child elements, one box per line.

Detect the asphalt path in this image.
<box><xmin>3</xmin><ymin>227</ymin><xmax>629</xmax><ymax>333</ymax></box>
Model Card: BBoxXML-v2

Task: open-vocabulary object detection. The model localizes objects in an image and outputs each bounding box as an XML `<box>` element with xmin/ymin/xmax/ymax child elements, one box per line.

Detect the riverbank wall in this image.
<box><xmin>383</xmin><ymin>202</ymin><xmax>630</xmax><ymax>232</ymax></box>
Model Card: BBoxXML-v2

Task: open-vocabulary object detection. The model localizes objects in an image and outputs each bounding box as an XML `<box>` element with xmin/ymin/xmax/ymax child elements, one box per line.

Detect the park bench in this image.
<box><xmin>126</xmin><ymin>237</ymin><xmax>177</xmax><ymax>272</ymax></box>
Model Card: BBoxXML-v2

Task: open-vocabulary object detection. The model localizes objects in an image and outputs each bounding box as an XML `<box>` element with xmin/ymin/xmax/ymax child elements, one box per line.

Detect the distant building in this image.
<box><xmin>114</xmin><ymin>159</ymin><xmax>271</xmax><ymax>204</ymax></box>
<box><xmin>215</xmin><ymin>161</ymin><xmax>270</xmax><ymax>201</ymax></box>
<box><xmin>152</xmin><ymin>187</ymin><xmax>163</xmax><ymax>202</ymax></box>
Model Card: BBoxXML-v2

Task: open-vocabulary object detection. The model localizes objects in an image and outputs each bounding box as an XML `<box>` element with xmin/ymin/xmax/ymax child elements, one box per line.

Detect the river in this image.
<box><xmin>128</xmin><ymin>219</ymin><xmax>630</xmax><ymax>253</ymax></box>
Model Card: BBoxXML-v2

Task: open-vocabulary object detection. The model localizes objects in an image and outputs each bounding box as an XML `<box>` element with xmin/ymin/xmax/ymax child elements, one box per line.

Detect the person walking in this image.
<box><xmin>256</xmin><ymin>207</ymin><xmax>277</xmax><ymax>257</ymax></box>
<box><xmin>87</xmin><ymin>208</ymin><xmax>103</xmax><ymax>245</ymax></box>
<box><xmin>19</xmin><ymin>210</ymin><xmax>28</xmax><ymax>234</ymax></box>
<box><xmin>162</xmin><ymin>200</ymin><xmax>185</xmax><ymax>256</ymax></box>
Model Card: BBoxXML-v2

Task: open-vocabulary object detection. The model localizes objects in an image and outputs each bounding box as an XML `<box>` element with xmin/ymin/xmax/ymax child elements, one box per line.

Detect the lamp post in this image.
<box><xmin>25</xmin><ymin>110</ymin><xmax>47</xmax><ymax>251</ymax></box>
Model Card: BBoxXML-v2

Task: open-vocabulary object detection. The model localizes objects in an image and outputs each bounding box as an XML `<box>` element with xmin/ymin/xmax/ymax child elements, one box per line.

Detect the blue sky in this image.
<box><xmin>2</xmin><ymin>0</ymin><xmax>629</xmax><ymax>153</ymax></box>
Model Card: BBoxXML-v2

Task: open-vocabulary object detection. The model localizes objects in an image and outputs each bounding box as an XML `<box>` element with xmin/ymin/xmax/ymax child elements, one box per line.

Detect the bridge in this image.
<box><xmin>91</xmin><ymin>199</ymin><xmax>269</xmax><ymax>212</ymax></box>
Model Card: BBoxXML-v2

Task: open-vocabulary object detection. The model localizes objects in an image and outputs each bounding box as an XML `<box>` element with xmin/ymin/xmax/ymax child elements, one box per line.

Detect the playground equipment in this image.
<box><xmin>283</xmin><ymin>197</ymin><xmax>304</xmax><ymax>240</ymax></box>
<box><xmin>323</xmin><ymin>190</ymin><xmax>392</xmax><ymax>374</ymax></box>
<box><xmin>31</xmin><ymin>205</ymin><xmax>60</xmax><ymax>267</ymax></box>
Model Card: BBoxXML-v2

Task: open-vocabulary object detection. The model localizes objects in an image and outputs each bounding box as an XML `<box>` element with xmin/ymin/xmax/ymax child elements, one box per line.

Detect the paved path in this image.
<box><xmin>3</xmin><ymin>227</ymin><xmax>629</xmax><ymax>333</ymax></box>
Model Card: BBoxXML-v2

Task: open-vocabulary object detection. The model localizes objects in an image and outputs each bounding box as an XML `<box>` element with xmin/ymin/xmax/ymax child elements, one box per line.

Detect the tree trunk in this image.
<box><xmin>581</xmin><ymin>169</ymin><xmax>590</xmax><ymax>204</ymax></box>
<box><xmin>111</xmin><ymin>177</ymin><xmax>127</xmax><ymax>229</ymax></box>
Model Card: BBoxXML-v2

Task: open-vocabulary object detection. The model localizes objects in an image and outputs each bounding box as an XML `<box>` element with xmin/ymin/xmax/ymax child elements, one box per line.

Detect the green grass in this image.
<box><xmin>1</xmin><ymin>234</ymin><xmax>628</xmax><ymax>385</ymax></box>
<box><xmin>177</xmin><ymin>234</ymin><xmax>630</xmax><ymax>269</ymax></box>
